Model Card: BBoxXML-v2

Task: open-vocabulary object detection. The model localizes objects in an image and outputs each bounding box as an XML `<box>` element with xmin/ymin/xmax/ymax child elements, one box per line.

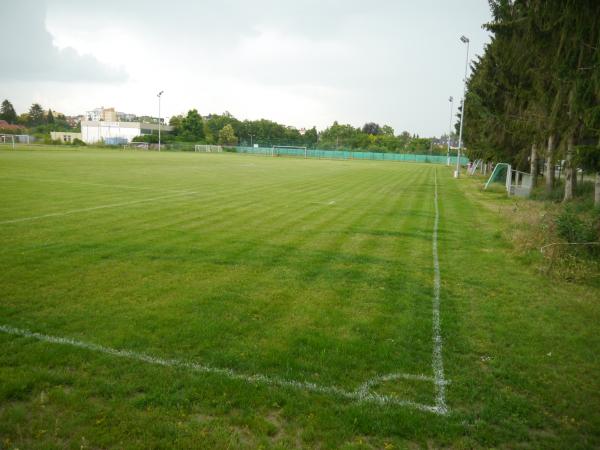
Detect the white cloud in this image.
<box><xmin>1</xmin><ymin>0</ymin><xmax>492</xmax><ymax>136</ymax></box>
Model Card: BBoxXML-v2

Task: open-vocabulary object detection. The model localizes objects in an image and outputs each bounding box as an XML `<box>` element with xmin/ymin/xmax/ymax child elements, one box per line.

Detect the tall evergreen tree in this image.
<box><xmin>28</xmin><ymin>103</ymin><xmax>44</xmax><ymax>126</ymax></box>
<box><xmin>464</xmin><ymin>0</ymin><xmax>600</xmax><ymax>202</ymax></box>
<box><xmin>0</xmin><ymin>99</ymin><xmax>17</xmax><ymax>124</ymax></box>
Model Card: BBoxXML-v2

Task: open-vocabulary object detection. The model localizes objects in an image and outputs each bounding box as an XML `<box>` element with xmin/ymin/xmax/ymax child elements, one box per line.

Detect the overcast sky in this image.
<box><xmin>0</xmin><ymin>0</ymin><xmax>492</xmax><ymax>136</ymax></box>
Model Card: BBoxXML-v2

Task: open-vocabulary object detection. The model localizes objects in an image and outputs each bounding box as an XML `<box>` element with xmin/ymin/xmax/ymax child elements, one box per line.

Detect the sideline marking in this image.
<box><xmin>0</xmin><ymin>192</ymin><xmax>197</xmax><ymax>225</ymax></box>
<box><xmin>0</xmin><ymin>324</ymin><xmax>443</xmax><ymax>414</ymax></box>
<box><xmin>431</xmin><ymin>169</ymin><xmax>448</xmax><ymax>413</ymax></box>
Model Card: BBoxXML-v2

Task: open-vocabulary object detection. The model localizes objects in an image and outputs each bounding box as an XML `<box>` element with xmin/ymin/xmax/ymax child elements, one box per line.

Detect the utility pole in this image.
<box><xmin>447</xmin><ymin>96</ymin><xmax>454</xmax><ymax>166</ymax></box>
<box><xmin>455</xmin><ymin>36</ymin><xmax>470</xmax><ymax>178</ymax></box>
<box><xmin>157</xmin><ymin>90</ymin><xmax>164</xmax><ymax>152</ymax></box>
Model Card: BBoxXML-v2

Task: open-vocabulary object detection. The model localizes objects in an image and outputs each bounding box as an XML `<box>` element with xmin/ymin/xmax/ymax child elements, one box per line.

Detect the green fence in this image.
<box><xmin>235</xmin><ymin>146</ymin><xmax>469</xmax><ymax>165</ymax></box>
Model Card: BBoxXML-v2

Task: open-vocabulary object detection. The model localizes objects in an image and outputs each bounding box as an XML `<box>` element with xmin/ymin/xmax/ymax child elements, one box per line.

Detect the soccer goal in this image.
<box><xmin>123</xmin><ymin>142</ymin><xmax>149</xmax><ymax>150</ymax></box>
<box><xmin>467</xmin><ymin>159</ymin><xmax>483</xmax><ymax>175</ymax></box>
<box><xmin>485</xmin><ymin>163</ymin><xmax>533</xmax><ymax>197</ymax></box>
<box><xmin>195</xmin><ymin>145</ymin><xmax>223</xmax><ymax>153</ymax></box>
<box><xmin>0</xmin><ymin>134</ymin><xmax>31</xmax><ymax>149</ymax></box>
<box><xmin>272</xmin><ymin>145</ymin><xmax>308</xmax><ymax>158</ymax></box>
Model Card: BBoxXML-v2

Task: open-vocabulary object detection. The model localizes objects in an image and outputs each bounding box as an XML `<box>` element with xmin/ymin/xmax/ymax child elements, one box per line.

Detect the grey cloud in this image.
<box><xmin>0</xmin><ymin>0</ymin><xmax>127</xmax><ymax>83</ymax></box>
<box><xmin>10</xmin><ymin>0</ymin><xmax>491</xmax><ymax>135</ymax></box>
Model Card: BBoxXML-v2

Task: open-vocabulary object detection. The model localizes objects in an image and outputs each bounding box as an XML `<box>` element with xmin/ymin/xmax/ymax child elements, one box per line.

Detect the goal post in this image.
<box><xmin>272</xmin><ymin>145</ymin><xmax>308</xmax><ymax>158</ymax></box>
<box><xmin>123</xmin><ymin>142</ymin><xmax>149</xmax><ymax>150</ymax></box>
<box><xmin>484</xmin><ymin>162</ymin><xmax>533</xmax><ymax>197</ymax></box>
<box><xmin>195</xmin><ymin>144</ymin><xmax>223</xmax><ymax>153</ymax></box>
<box><xmin>0</xmin><ymin>134</ymin><xmax>30</xmax><ymax>149</ymax></box>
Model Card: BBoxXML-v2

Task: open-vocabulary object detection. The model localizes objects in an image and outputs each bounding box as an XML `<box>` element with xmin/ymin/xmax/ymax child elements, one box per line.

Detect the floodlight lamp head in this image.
<box><xmin>449</xmin><ymin>96</ymin><xmax>453</xmax><ymax>102</ymax></box>
<box><xmin>460</xmin><ymin>35</ymin><xmax>469</xmax><ymax>43</ymax></box>
<box><xmin>157</xmin><ymin>90</ymin><xmax>164</xmax><ymax>97</ymax></box>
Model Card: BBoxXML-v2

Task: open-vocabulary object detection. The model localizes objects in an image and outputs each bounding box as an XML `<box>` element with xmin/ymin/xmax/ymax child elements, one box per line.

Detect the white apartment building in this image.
<box><xmin>81</xmin><ymin>121</ymin><xmax>173</xmax><ymax>144</ymax></box>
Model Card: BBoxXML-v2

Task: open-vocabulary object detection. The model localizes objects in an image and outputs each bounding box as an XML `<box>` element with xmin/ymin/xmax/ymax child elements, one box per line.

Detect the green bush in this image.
<box><xmin>556</xmin><ymin>206</ymin><xmax>593</xmax><ymax>242</ymax></box>
<box><xmin>72</xmin><ymin>138</ymin><xmax>86</xmax><ymax>146</ymax></box>
<box><xmin>554</xmin><ymin>206</ymin><xmax>600</xmax><ymax>259</ymax></box>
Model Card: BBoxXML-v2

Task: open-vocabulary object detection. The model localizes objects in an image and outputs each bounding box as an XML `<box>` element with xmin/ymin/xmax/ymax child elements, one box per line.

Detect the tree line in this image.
<box><xmin>2</xmin><ymin>98</ymin><xmax>452</xmax><ymax>155</ymax></box>
<box><xmin>161</xmin><ymin>110</ymin><xmax>446</xmax><ymax>154</ymax></box>
<box><xmin>0</xmin><ymin>100</ymin><xmax>73</xmax><ymax>135</ymax></box>
<box><xmin>463</xmin><ymin>0</ymin><xmax>600</xmax><ymax>204</ymax></box>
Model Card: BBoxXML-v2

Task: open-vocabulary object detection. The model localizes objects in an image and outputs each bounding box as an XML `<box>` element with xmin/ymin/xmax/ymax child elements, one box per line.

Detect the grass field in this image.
<box><xmin>1</xmin><ymin>147</ymin><xmax>599</xmax><ymax>449</ymax></box>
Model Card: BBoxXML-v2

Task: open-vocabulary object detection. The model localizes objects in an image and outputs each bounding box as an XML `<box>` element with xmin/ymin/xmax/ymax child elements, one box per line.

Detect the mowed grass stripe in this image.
<box><xmin>0</xmin><ymin>150</ymin><xmax>351</xmax><ymax>223</ymax></box>
<box><xmin>0</xmin><ymin>160</ymin><xmax>354</xmax><ymax>251</ymax></box>
<box><xmin>250</xmin><ymin>166</ymin><xmax>436</xmax><ymax>384</ymax></box>
<box><xmin>111</xmin><ymin>163</ymin><xmax>440</xmax><ymax>384</ymax></box>
<box><xmin>0</xmin><ymin>151</ymin><xmax>439</xmax><ymax>394</ymax></box>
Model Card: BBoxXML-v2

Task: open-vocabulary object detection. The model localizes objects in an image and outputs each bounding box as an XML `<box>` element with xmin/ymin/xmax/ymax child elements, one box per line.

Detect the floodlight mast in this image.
<box><xmin>157</xmin><ymin>90</ymin><xmax>164</xmax><ymax>152</ymax></box>
<box><xmin>455</xmin><ymin>36</ymin><xmax>470</xmax><ymax>178</ymax></box>
<box><xmin>447</xmin><ymin>96</ymin><xmax>454</xmax><ymax>166</ymax></box>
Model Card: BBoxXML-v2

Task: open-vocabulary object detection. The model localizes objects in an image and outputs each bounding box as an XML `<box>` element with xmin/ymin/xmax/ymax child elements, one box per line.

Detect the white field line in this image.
<box><xmin>0</xmin><ymin>191</ymin><xmax>197</xmax><ymax>225</ymax></box>
<box><xmin>0</xmin><ymin>175</ymin><xmax>190</xmax><ymax>194</ymax></box>
<box><xmin>0</xmin><ymin>324</ymin><xmax>444</xmax><ymax>414</ymax></box>
<box><xmin>431</xmin><ymin>169</ymin><xmax>448</xmax><ymax>414</ymax></box>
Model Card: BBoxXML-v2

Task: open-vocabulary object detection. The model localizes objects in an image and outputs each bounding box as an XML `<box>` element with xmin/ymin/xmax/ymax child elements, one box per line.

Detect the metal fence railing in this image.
<box><xmin>234</xmin><ymin>146</ymin><xmax>469</xmax><ymax>165</ymax></box>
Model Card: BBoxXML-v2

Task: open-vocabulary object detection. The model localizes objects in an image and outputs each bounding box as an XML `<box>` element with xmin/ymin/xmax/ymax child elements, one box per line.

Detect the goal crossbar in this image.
<box><xmin>195</xmin><ymin>144</ymin><xmax>223</xmax><ymax>153</ymax></box>
<box><xmin>0</xmin><ymin>134</ymin><xmax>31</xmax><ymax>149</ymax></box>
<box><xmin>271</xmin><ymin>145</ymin><xmax>308</xmax><ymax>158</ymax></box>
<box><xmin>123</xmin><ymin>142</ymin><xmax>149</xmax><ymax>150</ymax></box>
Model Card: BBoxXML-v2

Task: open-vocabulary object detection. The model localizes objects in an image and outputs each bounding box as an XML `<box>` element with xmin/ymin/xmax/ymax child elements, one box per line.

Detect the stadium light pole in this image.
<box><xmin>447</xmin><ymin>96</ymin><xmax>454</xmax><ymax>166</ymax></box>
<box><xmin>157</xmin><ymin>90</ymin><xmax>164</xmax><ymax>152</ymax></box>
<box><xmin>250</xmin><ymin>134</ymin><xmax>255</xmax><ymax>147</ymax></box>
<box><xmin>455</xmin><ymin>35</ymin><xmax>470</xmax><ymax>178</ymax></box>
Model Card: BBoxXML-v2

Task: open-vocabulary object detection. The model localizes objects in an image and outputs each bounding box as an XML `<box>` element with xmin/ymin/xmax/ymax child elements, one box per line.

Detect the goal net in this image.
<box><xmin>272</xmin><ymin>145</ymin><xmax>308</xmax><ymax>158</ymax></box>
<box><xmin>484</xmin><ymin>163</ymin><xmax>533</xmax><ymax>197</ymax></box>
<box><xmin>123</xmin><ymin>142</ymin><xmax>149</xmax><ymax>150</ymax></box>
<box><xmin>195</xmin><ymin>144</ymin><xmax>223</xmax><ymax>153</ymax></box>
<box><xmin>0</xmin><ymin>134</ymin><xmax>31</xmax><ymax>149</ymax></box>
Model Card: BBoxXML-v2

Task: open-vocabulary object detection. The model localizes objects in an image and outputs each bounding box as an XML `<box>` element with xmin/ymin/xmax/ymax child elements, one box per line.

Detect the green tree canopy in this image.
<box><xmin>28</xmin><ymin>103</ymin><xmax>45</xmax><ymax>126</ymax></box>
<box><xmin>362</xmin><ymin>122</ymin><xmax>382</xmax><ymax>135</ymax></box>
<box><xmin>0</xmin><ymin>99</ymin><xmax>17</xmax><ymax>124</ymax></box>
<box><xmin>180</xmin><ymin>109</ymin><xmax>205</xmax><ymax>141</ymax></box>
<box><xmin>218</xmin><ymin>124</ymin><xmax>238</xmax><ymax>145</ymax></box>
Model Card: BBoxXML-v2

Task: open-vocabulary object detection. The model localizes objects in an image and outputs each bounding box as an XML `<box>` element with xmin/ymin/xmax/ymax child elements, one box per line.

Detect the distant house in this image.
<box><xmin>80</xmin><ymin>121</ymin><xmax>173</xmax><ymax>144</ymax></box>
<box><xmin>50</xmin><ymin>131</ymin><xmax>82</xmax><ymax>143</ymax></box>
<box><xmin>65</xmin><ymin>115</ymin><xmax>85</xmax><ymax>127</ymax></box>
<box><xmin>0</xmin><ymin>120</ymin><xmax>25</xmax><ymax>132</ymax></box>
<box><xmin>86</xmin><ymin>107</ymin><xmax>118</xmax><ymax>122</ymax></box>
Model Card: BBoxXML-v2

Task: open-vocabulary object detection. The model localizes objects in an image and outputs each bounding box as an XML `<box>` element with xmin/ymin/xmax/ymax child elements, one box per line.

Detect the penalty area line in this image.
<box><xmin>0</xmin><ymin>324</ymin><xmax>447</xmax><ymax>415</ymax></box>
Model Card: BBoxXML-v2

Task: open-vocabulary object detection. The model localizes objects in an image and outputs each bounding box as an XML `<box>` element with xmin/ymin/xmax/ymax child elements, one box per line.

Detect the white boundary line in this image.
<box><xmin>0</xmin><ymin>324</ymin><xmax>442</xmax><ymax>414</ymax></box>
<box><xmin>432</xmin><ymin>169</ymin><xmax>448</xmax><ymax>414</ymax></box>
<box><xmin>0</xmin><ymin>192</ymin><xmax>197</xmax><ymax>225</ymax></box>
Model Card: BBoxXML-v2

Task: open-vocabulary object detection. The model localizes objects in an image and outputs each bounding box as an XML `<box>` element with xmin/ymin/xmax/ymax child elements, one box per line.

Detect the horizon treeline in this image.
<box><xmin>1</xmin><ymin>99</ymin><xmax>454</xmax><ymax>155</ymax></box>
<box><xmin>163</xmin><ymin>110</ymin><xmax>444</xmax><ymax>153</ymax></box>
